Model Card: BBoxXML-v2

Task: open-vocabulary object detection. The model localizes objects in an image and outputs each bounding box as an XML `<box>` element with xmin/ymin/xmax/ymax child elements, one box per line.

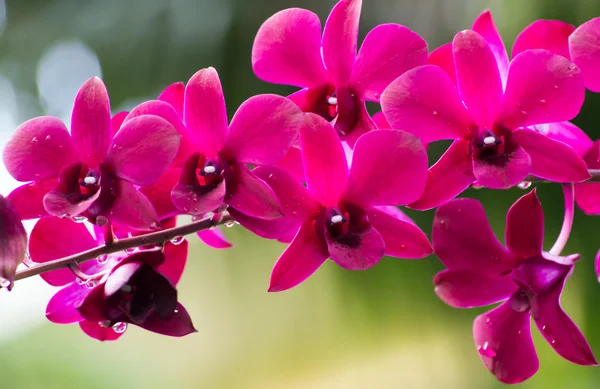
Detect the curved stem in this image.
<box><xmin>13</xmin><ymin>213</ymin><xmax>234</xmax><ymax>283</ymax></box>
<box><xmin>549</xmin><ymin>183</ymin><xmax>575</xmax><ymax>256</ymax></box>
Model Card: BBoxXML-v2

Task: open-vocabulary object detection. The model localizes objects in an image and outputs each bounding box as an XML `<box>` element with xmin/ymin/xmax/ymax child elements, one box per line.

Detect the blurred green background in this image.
<box><xmin>1</xmin><ymin>0</ymin><xmax>600</xmax><ymax>388</ymax></box>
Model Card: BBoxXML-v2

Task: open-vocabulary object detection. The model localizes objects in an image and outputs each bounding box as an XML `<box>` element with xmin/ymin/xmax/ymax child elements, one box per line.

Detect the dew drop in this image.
<box><xmin>520</xmin><ymin>110</ymin><xmax>528</xmax><ymax>118</ymax></box>
<box><xmin>45</xmin><ymin>135</ymin><xmax>52</xmax><ymax>141</ymax></box>
<box><xmin>98</xmin><ymin>320</ymin><xmax>111</xmax><ymax>328</ymax></box>
<box><xmin>224</xmin><ymin>220</ymin><xmax>235</xmax><ymax>228</ymax></box>
<box><xmin>96</xmin><ymin>254</ymin><xmax>108</xmax><ymax>265</ymax></box>
<box><xmin>432</xmin><ymin>110</ymin><xmax>439</xmax><ymax>116</ymax></box>
<box><xmin>485</xmin><ymin>318</ymin><xmax>492</xmax><ymax>327</ymax></box>
<box><xmin>125</xmin><ymin>247</ymin><xmax>138</xmax><ymax>254</ymax></box>
<box><xmin>478</xmin><ymin>342</ymin><xmax>497</xmax><ymax>358</ymax></box>
<box><xmin>85</xmin><ymin>278</ymin><xmax>98</xmax><ymax>289</ymax></box>
<box><xmin>75</xmin><ymin>278</ymin><xmax>85</xmax><ymax>285</ymax></box>
<box><xmin>553</xmin><ymin>84</ymin><xmax>559</xmax><ymax>89</ymax></box>
<box><xmin>96</xmin><ymin>215</ymin><xmax>108</xmax><ymax>227</ymax></box>
<box><xmin>539</xmin><ymin>99</ymin><xmax>547</xmax><ymax>105</ymax></box>
<box><xmin>71</xmin><ymin>215</ymin><xmax>87</xmax><ymax>223</ymax></box>
<box><xmin>517</xmin><ymin>181</ymin><xmax>532</xmax><ymax>190</ymax></box>
<box><xmin>0</xmin><ymin>278</ymin><xmax>11</xmax><ymax>288</ymax></box>
<box><xmin>31</xmin><ymin>137</ymin><xmax>39</xmax><ymax>144</ymax></box>
<box><xmin>170</xmin><ymin>236</ymin><xmax>185</xmax><ymax>245</ymax></box>
<box><xmin>112</xmin><ymin>322</ymin><xmax>128</xmax><ymax>334</ymax></box>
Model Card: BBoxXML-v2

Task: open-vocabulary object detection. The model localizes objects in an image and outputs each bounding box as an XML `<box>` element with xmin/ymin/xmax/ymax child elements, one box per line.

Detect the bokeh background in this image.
<box><xmin>0</xmin><ymin>0</ymin><xmax>600</xmax><ymax>388</ymax></box>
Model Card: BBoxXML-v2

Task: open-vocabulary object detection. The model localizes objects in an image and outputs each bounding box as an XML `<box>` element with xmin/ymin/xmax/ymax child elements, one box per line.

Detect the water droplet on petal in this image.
<box><xmin>0</xmin><ymin>278</ymin><xmax>11</xmax><ymax>288</ymax></box>
<box><xmin>170</xmin><ymin>236</ymin><xmax>185</xmax><ymax>245</ymax></box>
<box><xmin>45</xmin><ymin>135</ymin><xmax>51</xmax><ymax>141</ymax></box>
<box><xmin>85</xmin><ymin>278</ymin><xmax>97</xmax><ymax>289</ymax></box>
<box><xmin>517</xmin><ymin>181</ymin><xmax>532</xmax><ymax>190</ymax></box>
<box><xmin>96</xmin><ymin>254</ymin><xmax>108</xmax><ymax>265</ymax></box>
<box><xmin>75</xmin><ymin>278</ymin><xmax>85</xmax><ymax>285</ymax></box>
<box><xmin>125</xmin><ymin>247</ymin><xmax>137</xmax><ymax>254</ymax></box>
<box><xmin>478</xmin><ymin>341</ymin><xmax>497</xmax><ymax>358</ymax></box>
<box><xmin>485</xmin><ymin>318</ymin><xmax>492</xmax><ymax>327</ymax></box>
<box><xmin>96</xmin><ymin>215</ymin><xmax>108</xmax><ymax>226</ymax></box>
<box><xmin>539</xmin><ymin>99</ymin><xmax>547</xmax><ymax>105</ymax></box>
<box><xmin>432</xmin><ymin>110</ymin><xmax>439</xmax><ymax>116</ymax></box>
<box><xmin>71</xmin><ymin>215</ymin><xmax>87</xmax><ymax>223</ymax></box>
<box><xmin>98</xmin><ymin>320</ymin><xmax>111</xmax><ymax>328</ymax></box>
<box><xmin>553</xmin><ymin>84</ymin><xmax>559</xmax><ymax>89</ymax></box>
<box><xmin>224</xmin><ymin>220</ymin><xmax>235</xmax><ymax>228</ymax></box>
<box><xmin>520</xmin><ymin>110</ymin><xmax>528</xmax><ymax>118</ymax></box>
<box><xmin>31</xmin><ymin>137</ymin><xmax>38</xmax><ymax>144</ymax></box>
<box><xmin>112</xmin><ymin>322</ymin><xmax>128</xmax><ymax>334</ymax></box>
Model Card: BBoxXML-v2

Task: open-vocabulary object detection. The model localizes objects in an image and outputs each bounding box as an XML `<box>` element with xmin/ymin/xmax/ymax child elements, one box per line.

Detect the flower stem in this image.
<box><xmin>549</xmin><ymin>183</ymin><xmax>575</xmax><ymax>256</ymax></box>
<box><xmin>13</xmin><ymin>213</ymin><xmax>234</xmax><ymax>284</ymax></box>
<box><xmin>527</xmin><ymin>169</ymin><xmax>600</xmax><ymax>183</ymax></box>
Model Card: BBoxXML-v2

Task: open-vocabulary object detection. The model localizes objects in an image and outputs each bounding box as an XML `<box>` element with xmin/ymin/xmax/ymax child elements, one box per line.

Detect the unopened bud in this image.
<box><xmin>0</xmin><ymin>196</ymin><xmax>27</xmax><ymax>290</ymax></box>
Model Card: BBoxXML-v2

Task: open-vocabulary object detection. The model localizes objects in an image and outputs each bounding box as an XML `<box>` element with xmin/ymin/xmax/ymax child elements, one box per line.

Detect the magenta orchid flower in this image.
<box><xmin>3</xmin><ymin>77</ymin><xmax>180</xmax><ymax>230</ymax></box>
<box><xmin>31</xmin><ymin>216</ymin><xmax>192</xmax><ymax>340</ymax></box>
<box><xmin>251</xmin><ymin>0</ymin><xmax>428</xmax><ymax>146</ymax></box>
<box><xmin>123</xmin><ymin>67</ymin><xmax>304</xmax><ymax>222</ymax></box>
<box><xmin>513</xmin><ymin>17</ymin><xmax>600</xmax><ymax>92</ymax></box>
<box><xmin>381</xmin><ymin>21</ymin><xmax>589</xmax><ymax>210</ymax></box>
<box><xmin>254</xmin><ymin>113</ymin><xmax>431</xmax><ymax>292</ymax></box>
<box><xmin>432</xmin><ymin>191</ymin><xmax>596</xmax><ymax>384</ymax></box>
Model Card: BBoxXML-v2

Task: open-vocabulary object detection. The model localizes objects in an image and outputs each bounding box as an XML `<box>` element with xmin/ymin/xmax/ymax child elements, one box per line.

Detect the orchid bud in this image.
<box><xmin>0</xmin><ymin>195</ymin><xmax>27</xmax><ymax>290</ymax></box>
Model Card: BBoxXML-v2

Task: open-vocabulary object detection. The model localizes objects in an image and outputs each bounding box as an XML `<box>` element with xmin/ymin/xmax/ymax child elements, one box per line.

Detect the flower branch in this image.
<box><xmin>13</xmin><ymin>213</ymin><xmax>234</xmax><ymax>283</ymax></box>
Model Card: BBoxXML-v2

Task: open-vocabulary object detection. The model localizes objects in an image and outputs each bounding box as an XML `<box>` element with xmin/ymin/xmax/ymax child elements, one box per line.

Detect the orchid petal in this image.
<box><xmin>514</xmin><ymin>128</ymin><xmax>590</xmax><ymax>183</ymax></box>
<box><xmin>43</xmin><ymin>162</ymin><xmax>101</xmax><ymax>218</ymax></box>
<box><xmin>71</xmin><ymin>77</ymin><xmax>111</xmax><ymax>167</ymax></box>
<box><xmin>184</xmin><ymin>67</ymin><xmax>228</xmax><ymax>157</ymax></box>
<box><xmin>326</xmin><ymin>217</ymin><xmax>385</xmax><ymax>270</ymax></box>
<box><xmin>106</xmin><ymin>115</ymin><xmax>179</xmax><ymax>186</ymax></box>
<box><xmin>139</xmin><ymin>168</ymin><xmax>181</xmax><ymax>220</ymax></box>
<box><xmin>125</xmin><ymin>100</ymin><xmax>196</xmax><ymax>167</ymax></box>
<box><xmin>158</xmin><ymin>241</ymin><xmax>188</xmax><ymax>286</ymax></box>
<box><xmin>473</xmin><ymin>301</ymin><xmax>539</xmax><ymax>384</ymax></box>
<box><xmin>536</xmin><ymin>121</ymin><xmax>593</xmax><ymax>156</ymax></box>
<box><xmin>372</xmin><ymin>112</ymin><xmax>391</xmax><ymax>129</ymax></box>
<box><xmin>46</xmin><ymin>282</ymin><xmax>89</xmax><ymax>324</ymax></box>
<box><xmin>453</xmin><ymin>30</ymin><xmax>503</xmax><ymax>127</ymax></box>
<box><xmin>275</xmin><ymin>146</ymin><xmax>305</xmax><ymax>182</ymax></box>
<box><xmin>570</xmin><ymin>17</ymin><xmax>600</xmax><ymax>92</ymax></box>
<box><xmin>380</xmin><ymin>65</ymin><xmax>474</xmax><ymax>143</ymax></box>
<box><xmin>221</xmin><ymin>94</ymin><xmax>303</xmax><ymax>165</ymax></box>
<box><xmin>300</xmin><ymin>113</ymin><xmax>348</xmax><ymax>206</ymax></box>
<box><xmin>512</xmin><ymin>20</ymin><xmax>574</xmax><ymax>60</ymax></box>
<box><xmin>344</xmin><ymin>130</ymin><xmax>427</xmax><ymax>206</ymax></box>
<box><xmin>139</xmin><ymin>303</ymin><xmax>196</xmax><ymax>337</ymax></box>
<box><xmin>3</xmin><ymin>116</ymin><xmax>78</xmax><ymax>182</ymax></box>
<box><xmin>103</xmin><ymin>180</ymin><xmax>159</xmax><ymax>231</ymax></box>
<box><xmin>322</xmin><ymin>0</ymin><xmax>361</xmax><ymax>84</ymax></box>
<box><xmin>7</xmin><ymin>179</ymin><xmax>56</xmax><ymax>219</ymax></box>
<box><xmin>225</xmin><ymin>163</ymin><xmax>282</xmax><ymax>219</ymax></box>
<box><xmin>531</xmin><ymin>266</ymin><xmax>597</xmax><ymax>365</ymax></box>
<box><xmin>472</xmin><ymin>143</ymin><xmax>531</xmax><ymax>189</ymax></box>
<box><xmin>366</xmin><ymin>207</ymin><xmax>432</xmax><ymax>259</ymax></box>
<box><xmin>229</xmin><ymin>207</ymin><xmax>300</xmax><ymax>242</ymax></box>
<box><xmin>434</xmin><ymin>270</ymin><xmax>517</xmax><ymax>308</ymax></box>
<box><xmin>505</xmin><ymin>190</ymin><xmax>544</xmax><ymax>258</ymax></box>
<box><xmin>427</xmin><ymin>43</ymin><xmax>456</xmax><ymax>84</ymax></box>
<box><xmin>111</xmin><ymin>111</ymin><xmax>128</xmax><ymax>136</ymax></box>
<box><xmin>472</xmin><ymin>10</ymin><xmax>510</xmax><ymax>87</ymax></box>
<box><xmin>433</xmin><ymin>198</ymin><xmax>515</xmax><ymax>273</ymax></box>
<box><xmin>79</xmin><ymin>320</ymin><xmax>124</xmax><ymax>342</ymax></box>
<box><xmin>575</xmin><ymin>183</ymin><xmax>600</xmax><ymax>215</ymax></box>
<box><xmin>29</xmin><ymin>216</ymin><xmax>97</xmax><ymax>286</ymax></box>
<box><xmin>252</xmin><ymin>8</ymin><xmax>328</xmax><ymax>87</ymax></box>
<box><xmin>269</xmin><ymin>221</ymin><xmax>329</xmax><ymax>292</ymax></box>
<box><xmin>409</xmin><ymin>139</ymin><xmax>475</xmax><ymax>210</ymax></box>
<box><xmin>158</xmin><ymin>82</ymin><xmax>185</xmax><ymax>117</ymax></box>
<box><xmin>197</xmin><ymin>229</ymin><xmax>233</xmax><ymax>249</ymax></box>
<box><xmin>496</xmin><ymin>50</ymin><xmax>584</xmax><ymax>129</ymax></box>
<box><xmin>350</xmin><ymin>24</ymin><xmax>428</xmax><ymax>101</ymax></box>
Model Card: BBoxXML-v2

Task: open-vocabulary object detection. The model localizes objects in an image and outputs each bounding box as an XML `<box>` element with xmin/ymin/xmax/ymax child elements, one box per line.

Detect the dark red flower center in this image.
<box><xmin>314</xmin><ymin>203</ymin><xmax>370</xmax><ymax>250</ymax></box>
<box><xmin>300</xmin><ymin>84</ymin><xmax>361</xmax><ymax>138</ymax></box>
<box><xmin>470</xmin><ymin>125</ymin><xmax>517</xmax><ymax>166</ymax></box>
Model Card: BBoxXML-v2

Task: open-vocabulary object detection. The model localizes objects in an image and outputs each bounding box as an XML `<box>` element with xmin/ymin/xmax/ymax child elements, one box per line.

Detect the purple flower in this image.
<box><xmin>0</xmin><ymin>196</ymin><xmax>27</xmax><ymax>289</ymax></box>
<box><xmin>251</xmin><ymin>113</ymin><xmax>431</xmax><ymax>292</ymax></box>
<box><xmin>251</xmin><ymin>0</ymin><xmax>428</xmax><ymax>146</ymax></box>
<box><xmin>513</xmin><ymin>17</ymin><xmax>600</xmax><ymax>92</ymax></box>
<box><xmin>432</xmin><ymin>191</ymin><xmax>596</xmax><ymax>383</ymax></box>
<box><xmin>381</xmin><ymin>13</ymin><xmax>590</xmax><ymax>210</ymax></box>
<box><xmin>124</xmin><ymin>67</ymin><xmax>304</xmax><ymax>221</ymax></box>
<box><xmin>3</xmin><ymin>77</ymin><xmax>180</xmax><ymax>230</ymax></box>
<box><xmin>32</xmin><ymin>216</ymin><xmax>192</xmax><ymax>340</ymax></box>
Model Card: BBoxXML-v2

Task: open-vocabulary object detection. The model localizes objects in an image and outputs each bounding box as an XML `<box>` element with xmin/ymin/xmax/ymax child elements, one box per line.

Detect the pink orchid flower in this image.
<box><xmin>3</xmin><ymin>77</ymin><xmax>180</xmax><ymax>230</ymax></box>
<box><xmin>251</xmin><ymin>0</ymin><xmax>428</xmax><ymax>146</ymax></box>
<box><xmin>124</xmin><ymin>67</ymin><xmax>304</xmax><ymax>222</ymax></box>
<box><xmin>433</xmin><ymin>191</ymin><xmax>596</xmax><ymax>384</ymax></box>
<box><xmin>381</xmin><ymin>19</ymin><xmax>589</xmax><ymax>210</ymax></box>
<box><xmin>261</xmin><ymin>113</ymin><xmax>431</xmax><ymax>292</ymax></box>
<box><xmin>32</xmin><ymin>216</ymin><xmax>191</xmax><ymax>340</ymax></box>
<box><xmin>513</xmin><ymin>16</ymin><xmax>600</xmax><ymax>92</ymax></box>
<box><xmin>0</xmin><ymin>196</ymin><xmax>26</xmax><ymax>289</ymax></box>
<box><xmin>110</xmin><ymin>82</ymin><xmax>233</xmax><ymax>249</ymax></box>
